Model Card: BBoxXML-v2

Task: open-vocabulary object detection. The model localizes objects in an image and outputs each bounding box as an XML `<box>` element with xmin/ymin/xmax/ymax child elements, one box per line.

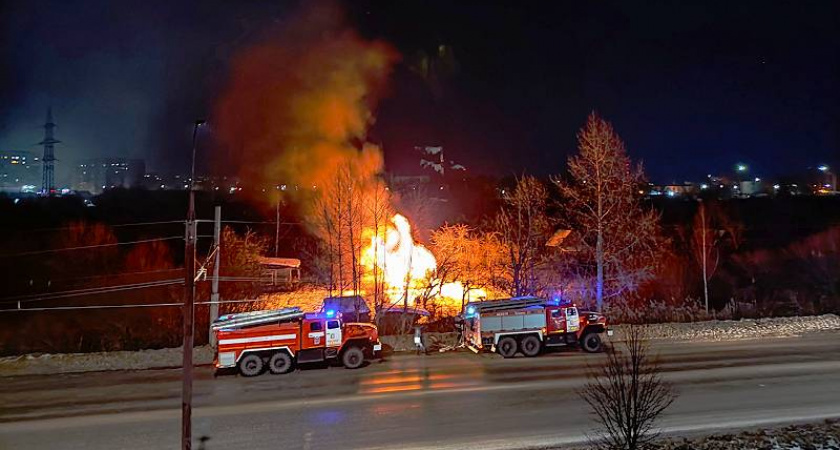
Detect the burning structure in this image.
<box><xmin>214</xmin><ymin>3</ymin><xmax>482</xmax><ymax>317</ymax></box>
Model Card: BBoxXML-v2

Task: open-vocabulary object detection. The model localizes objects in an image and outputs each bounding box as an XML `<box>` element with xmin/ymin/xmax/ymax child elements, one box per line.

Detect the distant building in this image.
<box><xmin>0</xmin><ymin>151</ymin><xmax>41</xmax><ymax>193</ymax></box>
<box><xmin>647</xmin><ymin>182</ymin><xmax>700</xmax><ymax>198</ymax></box>
<box><xmin>75</xmin><ymin>158</ymin><xmax>145</xmax><ymax>194</ymax></box>
<box><xmin>388</xmin><ymin>174</ymin><xmax>431</xmax><ymax>190</ymax></box>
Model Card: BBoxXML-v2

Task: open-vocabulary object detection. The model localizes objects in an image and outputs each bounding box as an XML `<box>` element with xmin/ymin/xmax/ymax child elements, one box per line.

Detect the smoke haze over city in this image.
<box><xmin>0</xmin><ymin>0</ymin><xmax>837</xmax><ymax>184</ymax></box>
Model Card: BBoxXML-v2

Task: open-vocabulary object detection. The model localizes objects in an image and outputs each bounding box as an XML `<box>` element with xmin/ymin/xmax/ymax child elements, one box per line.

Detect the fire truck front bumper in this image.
<box><xmin>372</xmin><ymin>341</ymin><xmax>383</xmax><ymax>359</ymax></box>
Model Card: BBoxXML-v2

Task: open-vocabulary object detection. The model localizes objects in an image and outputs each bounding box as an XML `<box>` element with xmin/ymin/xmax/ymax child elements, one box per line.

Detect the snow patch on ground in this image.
<box><xmin>610</xmin><ymin>314</ymin><xmax>840</xmax><ymax>342</ymax></box>
<box><xmin>0</xmin><ymin>345</ymin><xmax>214</xmax><ymax>377</ymax></box>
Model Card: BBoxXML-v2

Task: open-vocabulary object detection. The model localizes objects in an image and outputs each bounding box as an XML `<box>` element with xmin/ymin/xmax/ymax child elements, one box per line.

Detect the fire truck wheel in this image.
<box><xmin>497</xmin><ymin>337</ymin><xmax>518</xmax><ymax>358</ymax></box>
<box><xmin>268</xmin><ymin>351</ymin><xmax>294</xmax><ymax>374</ymax></box>
<box><xmin>238</xmin><ymin>354</ymin><xmax>265</xmax><ymax>377</ymax></box>
<box><xmin>341</xmin><ymin>346</ymin><xmax>365</xmax><ymax>369</ymax></box>
<box><xmin>581</xmin><ymin>333</ymin><xmax>603</xmax><ymax>353</ymax></box>
<box><xmin>520</xmin><ymin>335</ymin><xmax>542</xmax><ymax>357</ymax></box>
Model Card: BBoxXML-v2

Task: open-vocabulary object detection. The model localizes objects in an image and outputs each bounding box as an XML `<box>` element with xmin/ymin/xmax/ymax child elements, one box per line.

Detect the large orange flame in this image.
<box><xmin>362</xmin><ymin>214</ymin><xmax>436</xmax><ymax>305</ymax></box>
<box><xmin>362</xmin><ymin>213</ymin><xmax>485</xmax><ymax>308</ymax></box>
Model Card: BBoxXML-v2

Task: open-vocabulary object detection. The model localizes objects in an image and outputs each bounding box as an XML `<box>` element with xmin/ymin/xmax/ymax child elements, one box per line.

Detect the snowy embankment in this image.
<box><xmin>609</xmin><ymin>314</ymin><xmax>840</xmax><ymax>342</ymax></box>
<box><xmin>0</xmin><ymin>315</ymin><xmax>837</xmax><ymax>377</ymax></box>
<box><xmin>0</xmin><ymin>346</ymin><xmax>215</xmax><ymax>377</ymax></box>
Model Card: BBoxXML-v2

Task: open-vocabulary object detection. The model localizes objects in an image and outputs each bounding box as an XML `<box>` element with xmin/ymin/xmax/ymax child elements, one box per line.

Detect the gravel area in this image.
<box><xmin>1</xmin><ymin>315</ymin><xmax>837</xmax><ymax>376</ymax></box>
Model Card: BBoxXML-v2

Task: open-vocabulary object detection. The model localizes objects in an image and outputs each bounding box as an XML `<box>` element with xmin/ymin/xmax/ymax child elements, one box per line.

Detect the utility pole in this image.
<box><xmin>182</xmin><ymin>119</ymin><xmax>204</xmax><ymax>450</ymax></box>
<box><xmin>209</xmin><ymin>205</ymin><xmax>221</xmax><ymax>346</ymax></box>
<box><xmin>275</xmin><ymin>194</ymin><xmax>280</xmax><ymax>257</ymax></box>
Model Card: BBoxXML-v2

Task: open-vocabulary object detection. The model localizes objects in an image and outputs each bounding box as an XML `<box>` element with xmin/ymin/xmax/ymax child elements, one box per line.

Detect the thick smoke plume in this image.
<box><xmin>214</xmin><ymin>3</ymin><xmax>398</xmax><ymax>196</ymax></box>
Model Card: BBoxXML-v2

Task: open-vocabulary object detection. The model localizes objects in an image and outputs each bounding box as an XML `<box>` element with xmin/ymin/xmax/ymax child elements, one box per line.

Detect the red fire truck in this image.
<box><xmin>462</xmin><ymin>296</ymin><xmax>610</xmax><ymax>357</ymax></box>
<box><xmin>212</xmin><ymin>307</ymin><xmax>382</xmax><ymax>376</ymax></box>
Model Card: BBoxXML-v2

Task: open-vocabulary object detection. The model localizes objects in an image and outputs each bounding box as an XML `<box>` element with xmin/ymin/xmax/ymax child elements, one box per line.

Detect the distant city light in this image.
<box><xmin>736</xmin><ymin>164</ymin><xmax>748</xmax><ymax>172</ymax></box>
<box><xmin>700</xmin><ymin>183</ymin><xmax>709</xmax><ymax>190</ymax></box>
<box><xmin>754</xmin><ymin>177</ymin><xmax>761</xmax><ymax>182</ymax></box>
<box><xmin>666</xmin><ymin>190</ymin><xmax>676</xmax><ymax>197</ymax></box>
<box><xmin>773</xmin><ymin>184</ymin><xmax>780</xmax><ymax>190</ymax></box>
<box><xmin>818</xmin><ymin>165</ymin><xmax>829</xmax><ymax>172</ymax></box>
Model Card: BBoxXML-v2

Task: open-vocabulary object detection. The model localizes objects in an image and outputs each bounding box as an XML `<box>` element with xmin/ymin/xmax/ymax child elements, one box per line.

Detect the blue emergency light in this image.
<box><xmin>325</xmin><ymin>309</ymin><xmax>336</xmax><ymax>318</ymax></box>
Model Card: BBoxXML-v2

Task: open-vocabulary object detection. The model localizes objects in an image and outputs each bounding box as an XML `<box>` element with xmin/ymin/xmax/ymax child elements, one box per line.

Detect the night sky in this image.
<box><xmin>1</xmin><ymin>0</ymin><xmax>838</xmax><ymax>183</ymax></box>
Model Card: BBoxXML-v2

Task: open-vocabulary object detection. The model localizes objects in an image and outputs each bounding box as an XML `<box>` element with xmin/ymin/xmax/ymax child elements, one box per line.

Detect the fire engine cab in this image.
<box><xmin>212</xmin><ymin>307</ymin><xmax>382</xmax><ymax>376</ymax></box>
<box><xmin>461</xmin><ymin>296</ymin><xmax>610</xmax><ymax>357</ymax></box>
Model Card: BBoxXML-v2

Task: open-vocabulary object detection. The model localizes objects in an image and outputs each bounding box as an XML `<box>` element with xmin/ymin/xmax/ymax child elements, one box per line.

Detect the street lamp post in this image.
<box><xmin>182</xmin><ymin>119</ymin><xmax>205</xmax><ymax>450</ymax></box>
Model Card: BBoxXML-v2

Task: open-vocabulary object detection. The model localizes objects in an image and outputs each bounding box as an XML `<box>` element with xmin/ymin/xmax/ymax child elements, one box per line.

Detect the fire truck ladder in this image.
<box><xmin>211</xmin><ymin>307</ymin><xmax>304</xmax><ymax>330</ymax></box>
<box><xmin>466</xmin><ymin>296</ymin><xmax>547</xmax><ymax>313</ymax></box>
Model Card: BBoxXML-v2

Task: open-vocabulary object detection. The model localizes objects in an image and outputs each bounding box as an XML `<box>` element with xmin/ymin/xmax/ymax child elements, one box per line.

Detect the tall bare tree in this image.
<box><xmin>367</xmin><ymin>180</ymin><xmax>392</xmax><ymax>325</ymax></box>
<box><xmin>692</xmin><ymin>201</ymin><xmax>720</xmax><ymax>312</ymax></box>
<box><xmin>219</xmin><ymin>227</ymin><xmax>268</xmax><ymax>304</ymax></box>
<box><xmin>312</xmin><ymin>163</ymin><xmax>371</xmax><ymax>299</ymax></box>
<box><xmin>431</xmin><ymin>224</ymin><xmax>504</xmax><ymax>308</ymax></box>
<box><xmin>493</xmin><ymin>175</ymin><xmax>553</xmax><ymax>297</ymax></box>
<box><xmin>553</xmin><ymin>113</ymin><xmax>662</xmax><ymax>310</ymax></box>
<box><xmin>688</xmin><ymin>200</ymin><xmax>743</xmax><ymax>312</ymax></box>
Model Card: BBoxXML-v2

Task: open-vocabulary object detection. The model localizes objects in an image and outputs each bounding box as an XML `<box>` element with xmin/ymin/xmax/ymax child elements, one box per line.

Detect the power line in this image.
<box><xmin>38</xmin><ymin>268</ymin><xmax>185</xmax><ymax>283</ymax></box>
<box><xmin>196</xmin><ymin>219</ymin><xmax>300</xmax><ymax>225</ymax></box>
<box><xmin>0</xmin><ymin>275</ymin><xmax>282</xmax><ymax>304</ymax></box>
<box><xmin>0</xmin><ymin>274</ymin><xmax>283</xmax><ymax>303</ymax></box>
<box><xmin>0</xmin><ymin>279</ymin><xmax>184</xmax><ymax>303</ymax></box>
<box><xmin>0</xmin><ymin>236</ymin><xmax>184</xmax><ymax>258</ymax></box>
<box><xmin>0</xmin><ymin>298</ymin><xmax>279</xmax><ymax>313</ymax></box>
<box><xmin>6</xmin><ymin>220</ymin><xmax>186</xmax><ymax>234</ymax></box>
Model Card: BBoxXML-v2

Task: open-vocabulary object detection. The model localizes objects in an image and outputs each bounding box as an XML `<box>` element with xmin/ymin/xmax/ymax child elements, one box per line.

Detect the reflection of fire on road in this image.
<box><xmin>362</xmin><ymin>213</ymin><xmax>485</xmax><ymax>309</ymax></box>
<box><xmin>359</xmin><ymin>368</ymin><xmax>476</xmax><ymax>394</ymax></box>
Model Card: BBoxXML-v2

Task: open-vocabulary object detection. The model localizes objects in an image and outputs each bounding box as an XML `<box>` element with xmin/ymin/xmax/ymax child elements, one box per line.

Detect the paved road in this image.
<box><xmin>0</xmin><ymin>334</ymin><xmax>838</xmax><ymax>449</ymax></box>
